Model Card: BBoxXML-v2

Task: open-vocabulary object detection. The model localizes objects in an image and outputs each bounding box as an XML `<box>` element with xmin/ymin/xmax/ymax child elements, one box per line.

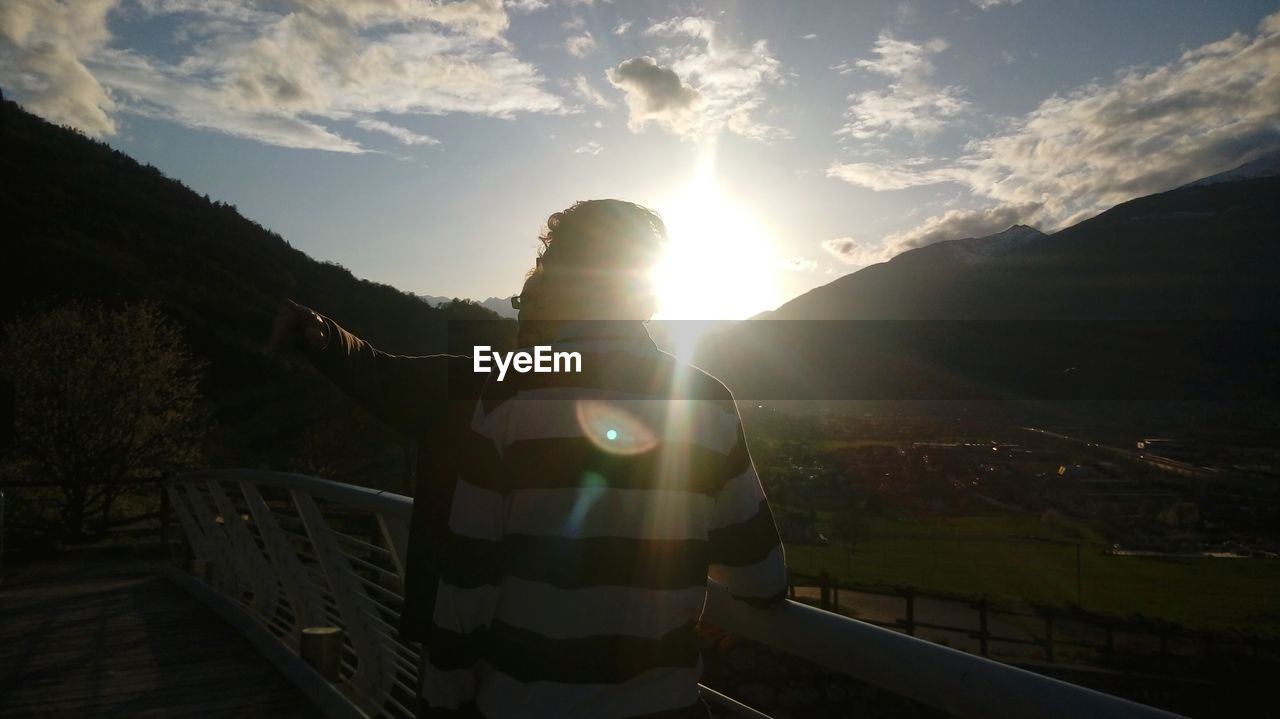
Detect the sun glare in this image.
<box><xmin>652</xmin><ymin>151</ymin><xmax>782</xmax><ymax>323</ymax></box>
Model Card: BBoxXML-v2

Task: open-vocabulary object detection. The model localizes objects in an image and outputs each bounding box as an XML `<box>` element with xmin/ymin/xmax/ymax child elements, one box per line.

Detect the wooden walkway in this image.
<box><xmin>0</xmin><ymin>547</ymin><xmax>321</xmax><ymax>718</ymax></box>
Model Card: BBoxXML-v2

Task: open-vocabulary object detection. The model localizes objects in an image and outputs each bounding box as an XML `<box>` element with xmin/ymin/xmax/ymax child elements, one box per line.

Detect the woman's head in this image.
<box><xmin>524</xmin><ymin>199</ymin><xmax>668</xmax><ymax>322</ymax></box>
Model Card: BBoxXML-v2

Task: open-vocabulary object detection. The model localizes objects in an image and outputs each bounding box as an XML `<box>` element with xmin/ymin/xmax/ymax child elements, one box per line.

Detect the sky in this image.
<box><xmin>3</xmin><ymin>0</ymin><xmax>1279</xmax><ymax>319</ymax></box>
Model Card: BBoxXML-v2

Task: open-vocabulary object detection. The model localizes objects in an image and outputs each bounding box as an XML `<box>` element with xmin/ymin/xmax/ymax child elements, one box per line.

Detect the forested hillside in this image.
<box><xmin>1</xmin><ymin>98</ymin><xmax>512</xmax><ymax>492</ymax></box>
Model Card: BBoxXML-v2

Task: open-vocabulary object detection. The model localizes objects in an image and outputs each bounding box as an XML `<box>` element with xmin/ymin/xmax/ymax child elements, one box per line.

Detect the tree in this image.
<box><xmin>1</xmin><ymin>301</ymin><xmax>207</xmax><ymax>540</ymax></box>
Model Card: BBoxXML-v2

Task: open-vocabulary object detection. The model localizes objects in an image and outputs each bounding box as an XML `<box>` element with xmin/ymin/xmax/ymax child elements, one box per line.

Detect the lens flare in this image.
<box><xmin>575</xmin><ymin>399</ymin><xmax>658</xmax><ymax>455</ymax></box>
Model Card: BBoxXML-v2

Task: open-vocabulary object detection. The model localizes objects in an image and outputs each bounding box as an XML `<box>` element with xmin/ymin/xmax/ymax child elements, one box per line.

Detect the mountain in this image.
<box><xmin>889</xmin><ymin>223</ymin><xmax>1046</xmax><ymax>266</ymax></box>
<box><xmin>1180</xmin><ymin>148</ymin><xmax>1280</xmax><ymax>188</ymax></box>
<box><xmin>1</xmin><ymin>98</ymin><xmax>513</xmax><ymax>491</ymax></box>
<box><xmin>696</xmin><ymin>163</ymin><xmax>1280</xmax><ymax>419</ymax></box>
<box><xmin>760</xmin><ymin>224</ymin><xmax>1048</xmax><ymax>320</ymax></box>
<box><xmin>767</xmin><ymin>174</ymin><xmax>1280</xmax><ymax>320</ymax></box>
<box><xmin>420</xmin><ymin>294</ymin><xmax>518</xmax><ymax>319</ymax></box>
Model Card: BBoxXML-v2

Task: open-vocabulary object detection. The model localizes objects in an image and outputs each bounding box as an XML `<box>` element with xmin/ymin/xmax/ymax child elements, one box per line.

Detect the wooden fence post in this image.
<box><xmin>978</xmin><ymin>596</ymin><xmax>989</xmax><ymax>657</ymax></box>
<box><xmin>905</xmin><ymin>588</ymin><xmax>916</xmax><ymax>636</ymax></box>
<box><xmin>819</xmin><ymin>571</ymin><xmax>831</xmax><ymax>610</ymax></box>
<box><xmin>1044</xmin><ymin>612</ymin><xmax>1055</xmax><ymax>662</ymax></box>
<box><xmin>159</xmin><ymin>481</ymin><xmax>171</xmax><ymax>549</ymax></box>
<box><xmin>301</xmin><ymin>626</ymin><xmax>345</xmax><ymax>682</ymax></box>
<box><xmin>1104</xmin><ymin>623</ymin><xmax>1114</xmax><ymax>666</ymax></box>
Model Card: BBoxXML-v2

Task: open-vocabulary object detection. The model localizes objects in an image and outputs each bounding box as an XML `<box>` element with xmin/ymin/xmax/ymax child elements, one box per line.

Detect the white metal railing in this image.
<box><xmin>166</xmin><ymin>469</ymin><xmax>1184</xmax><ymax>719</ymax></box>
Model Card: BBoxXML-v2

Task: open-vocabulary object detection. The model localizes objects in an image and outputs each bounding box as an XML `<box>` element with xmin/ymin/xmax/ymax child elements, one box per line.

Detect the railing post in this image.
<box><xmin>170</xmin><ymin>481</ymin><xmax>237</xmax><ymax>596</ymax></box>
<box><xmin>301</xmin><ymin>626</ymin><xmax>345</xmax><ymax>682</ymax></box>
<box><xmin>904</xmin><ymin>588</ymin><xmax>916</xmax><ymax>636</ymax></box>
<box><xmin>207</xmin><ymin>480</ymin><xmax>280</xmax><ymax>616</ymax></box>
<box><xmin>375</xmin><ymin>513</ymin><xmax>410</xmax><ymax>581</ymax></box>
<box><xmin>293</xmin><ymin>490</ymin><xmax>395</xmax><ymax>713</ymax></box>
<box><xmin>819</xmin><ymin>571</ymin><xmax>831</xmax><ymax>610</ymax></box>
<box><xmin>240</xmin><ymin>482</ymin><xmax>328</xmax><ymax>636</ymax></box>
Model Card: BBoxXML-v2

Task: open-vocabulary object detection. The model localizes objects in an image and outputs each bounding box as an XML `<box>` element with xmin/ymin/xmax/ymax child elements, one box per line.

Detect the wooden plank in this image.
<box><xmin>0</xmin><ymin>551</ymin><xmax>322</xmax><ymax>718</ymax></box>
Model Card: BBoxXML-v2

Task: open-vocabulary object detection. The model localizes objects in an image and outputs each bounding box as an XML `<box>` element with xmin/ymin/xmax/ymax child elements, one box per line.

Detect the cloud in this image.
<box><xmin>606</xmin><ymin>56</ymin><xmax>704</xmax><ymax>135</ymax></box>
<box><xmin>835</xmin><ymin>11</ymin><xmax>1280</xmax><ymax>245</ymax></box>
<box><xmin>833</xmin><ymin>32</ymin><xmax>968</xmax><ymax>140</ymax></box>
<box><xmin>628</xmin><ymin>15</ymin><xmax>786</xmax><ymax>140</ymax></box>
<box><xmin>573</xmin><ymin>140</ymin><xmax>602</xmax><ymax>155</ymax></box>
<box><xmin>821</xmin><ymin>237</ymin><xmax>894</xmax><ymax>267</ymax></box>
<box><xmin>506</xmin><ymin>0</ymin><xmax>550</xmax><ymax>13</ymax></box>
<box><xmin>819</xmin><ymin>203</ymin><xmax>1041</xmax><ymax>268</ymax></box>
<box><xmin>841</xmin><ymin>35</ymin><xmax>949</xmax><ymax>81</ymax></box>
<box><xmin>971</xmin><ymin>0</ymin><xmax>1022</xmax><ymax>9</ymax></box>
<box><xmin>879</xmin><ymin>202</ymin><xmax>1042</xmax><ymax>252</ymax></box>
<box><xmin>572</xmin><ymin>74</ymin><xmax>616</xmax><ymax>109</ymax></box>
<box><xmin>1</xmin><ymin>0</ymin><xmax>566</xmax><ymax>151</ymax></box>
<box><xmin>614</xmin><ymin>21</ymin><xmax>631</xmax><ymax>35</ymax></box>
<box><xmin>0</xmin><ymin>0</ymin><xmax>119</xmax><ymax>136</ymax></box>
<box><xmin>825</xmin><ymin>159</ymin><xmax>963</xmax><ymax>190</ymax></box>
<box><xmin>356</xmin><ymin>118</ymin><xmax>440</xmax><ymax>145</ymax></box>
<box><xmin>566</xmin><ymin>31</ymin><xmax>596</xmax><ymax>57</ymax></box>
<box><xmin>781</xmin><ymin>256</ymin><xmax>818</xmax><ymax>272</ymax></box>
<box><xmin>800</xmin><ymin>33</ymin><xmax>818</xmax><ymax>41</ymax></box>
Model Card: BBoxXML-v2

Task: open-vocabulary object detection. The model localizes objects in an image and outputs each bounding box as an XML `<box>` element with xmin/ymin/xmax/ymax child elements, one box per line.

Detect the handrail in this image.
<box><xmin>165</xmin><ymin>469</ymin><xmax>1184</xmax><ymax>719</ymax></box>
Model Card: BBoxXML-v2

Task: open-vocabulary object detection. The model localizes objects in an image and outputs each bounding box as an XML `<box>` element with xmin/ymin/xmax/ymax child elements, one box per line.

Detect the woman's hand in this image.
<box><xmin>267</xmin><ymin>298</ymin><xmax>328</xmax><ymax>352</ymax></box>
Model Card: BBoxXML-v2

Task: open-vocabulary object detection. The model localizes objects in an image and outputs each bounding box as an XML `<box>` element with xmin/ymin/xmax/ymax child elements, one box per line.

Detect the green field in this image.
<box><xmin>785</xmin><ymin>513</ymin><xmax>1280</xmax><ymax>636</ymax></box>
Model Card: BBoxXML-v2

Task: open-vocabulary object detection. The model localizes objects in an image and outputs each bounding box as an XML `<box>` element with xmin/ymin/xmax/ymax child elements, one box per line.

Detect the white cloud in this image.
<box><xmin>971</xmin><ymin>0</ymin><xmax>1022</xmax><ymax>9</ymax></box>
<box><xmin>825</xmin><ymin>159</ymin><xmax>963</xmax><ymax>190</ymax></box>
<box><xmin>506</xmin><ymin>0</ymin><xmax>550</xmax><ymax>13</ymax></box>
<box><xmin>834</xmin><ymin>32</ymin><xmax>968</xmax><ymax>140</ymax></box>
<box><xmin>572</xmin><ymin>74</ymin><xmax>616</xmax><ymax>109</ymax></box>
<box><xmin>356</xmin><ymin>118</ymin><xmax>440</xmax><ymax>145</ymax></box>
<box><xmin>631</xmin><ymin>15</ymin><xmax>787</xmax><ymax>140</ymax></box>
<box><xmin>0</xmin><ymin>0</ymin><xmax>119</xmax><ymax>136</ymax></box>
<box><xmin>0</xmin><ymin>0</ymin><xmax>566</xmax><ymax>151</ymax></box>
<box><xmin>614</xmin><ymin>21</ymin><xmax>631</xmax><ymax>35</ymax></box>
<box><xmin>574</xmin><ymin>140</ymin><xmax>602</xmax><ymax>155</ymax></box>
<box><xmin>566</xmin><ymin>31</ymin><xmax>596</xmax><ymax>57</ymax></box>
<box><xmin>837</xmin><ymin>87</ymin><xmax>969</xmax><ymax>139</ymax></box>
<box><xmin>878</xmin><ymin>202</ymin><xmax>1042</xmax><ymax>253</ymax></box>
<box><xmin>835</xmin><ymin>11</ymin><xmax>1280</xmax><ymax>246</ymax></box>
<box><xmin>821</xmin><ymin>237</ymin><xmax>894</xmax><ymax>267</ymax></box>
<box><xmin>844</xmin><ymin>35</ymin><xmax>949</xmax><ymax>80</ymax></box>
<box><xmin>781</xmin><ymin>256</ymin><xmax>818</xmax><ymax>272</ymax></box>
<box><xmin>606</xmin><ymin>56</ymin><xmax>704</xmax><ymax>135</ymax></box>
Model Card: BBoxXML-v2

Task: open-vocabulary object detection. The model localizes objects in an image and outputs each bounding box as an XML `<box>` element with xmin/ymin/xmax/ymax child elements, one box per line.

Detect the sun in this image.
<box><xmin>652</xmin><ymin>161</ymin><xmax>782</xmax><ymax>323</ymax></box>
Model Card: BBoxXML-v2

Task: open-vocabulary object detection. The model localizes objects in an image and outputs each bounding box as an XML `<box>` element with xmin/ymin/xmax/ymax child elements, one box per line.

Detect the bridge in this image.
<box><xmin>1</xmin><ymin>470</ymin><xmax>1186</xmax><ymax>718</ymax></box>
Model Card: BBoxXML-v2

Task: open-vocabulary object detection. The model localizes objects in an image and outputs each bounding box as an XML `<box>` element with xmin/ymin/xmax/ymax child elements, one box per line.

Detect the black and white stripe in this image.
<box><xmin>421</xmin><ymin>326</ymin><xmax>787</xmax><ymax>718</ymax></box>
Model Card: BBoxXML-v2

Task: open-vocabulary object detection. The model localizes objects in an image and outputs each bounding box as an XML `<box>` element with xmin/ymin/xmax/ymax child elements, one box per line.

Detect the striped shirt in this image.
<box><xmin>423</xmin><ymin>321</ymin><xmax>788</xmax><ymax>719</ymax></box>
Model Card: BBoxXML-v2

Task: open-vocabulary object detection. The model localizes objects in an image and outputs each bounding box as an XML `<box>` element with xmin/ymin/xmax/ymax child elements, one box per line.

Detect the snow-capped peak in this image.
<box><xmin>1181</xmin><ymin>149</ymin><xmax>1280</xmax><ymax>188</ymax></box>
<box><xmin>897</xmin><ymin>224</ymin><xmax>1046</xmax><ymax>266</ymax></box>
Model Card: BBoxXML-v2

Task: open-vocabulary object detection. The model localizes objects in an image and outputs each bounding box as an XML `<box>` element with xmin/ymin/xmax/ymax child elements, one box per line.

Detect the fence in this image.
<box><xmin>165</xmin><ymin>469</ymin><xmax>1184</xmax><ymax>719</ymax></box>
<box><xmin>789</xmin><ymin>571</ymin><xmax>1279</xmax><ymax>676</ymax></box>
